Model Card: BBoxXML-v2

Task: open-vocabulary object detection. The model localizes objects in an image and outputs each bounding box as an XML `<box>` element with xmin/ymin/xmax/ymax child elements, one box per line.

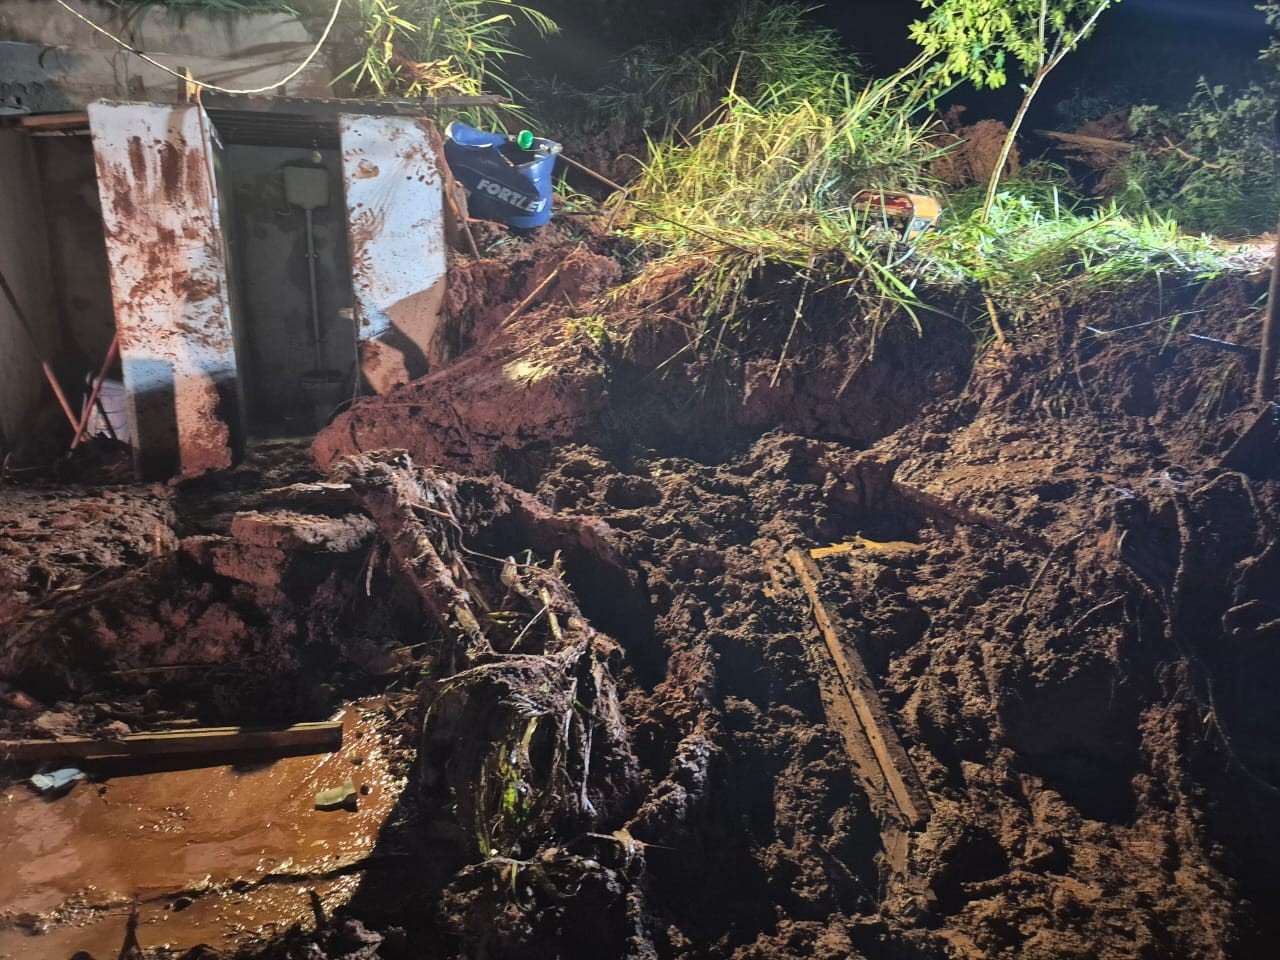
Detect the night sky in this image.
<box><xmin>527</xmin><ymin>0</ymin><xmax>1272</xmax><ymax>124</ymax></box>
<box><xmin>818</xmin><ymin>0</ymin><xmax>1270</xmax><ymax>122</ymax></box>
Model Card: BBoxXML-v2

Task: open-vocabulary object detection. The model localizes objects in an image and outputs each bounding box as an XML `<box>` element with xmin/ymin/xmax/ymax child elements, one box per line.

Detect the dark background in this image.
<box><xmin>524</xmin><ymin>0</ymin><xmax>1271</xmax><ymax>125</ymax></box>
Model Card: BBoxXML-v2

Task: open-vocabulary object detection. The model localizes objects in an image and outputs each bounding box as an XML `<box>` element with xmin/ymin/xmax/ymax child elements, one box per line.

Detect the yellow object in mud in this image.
<box><xmin>852</xmin><ymin>190</ymin><xmax>942</xmax><ymax>243</ymax></box>
<box><xmin>809</xmin><ymin>536</ymin><xmax>923</xmax><ymax>560</ymax></box>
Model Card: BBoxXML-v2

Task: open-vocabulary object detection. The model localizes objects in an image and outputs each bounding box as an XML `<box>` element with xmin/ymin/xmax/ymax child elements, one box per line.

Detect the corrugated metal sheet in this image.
<box><xmin>339</xmin><ymin>114</ymin><xmax>447</xmax><ymax>395</ymax></box>
<box><xmin>88</xmin><ymin>101</ymin><xmax>240</xmax><ymax>479</ymax></box>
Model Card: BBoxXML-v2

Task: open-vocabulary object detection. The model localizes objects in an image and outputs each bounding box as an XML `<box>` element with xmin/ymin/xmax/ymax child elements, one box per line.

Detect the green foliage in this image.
<box><xmin>910</xmin><ymin>0</ymin><xmax>1118</xmax><ymax>220</ymax></box>
<box><xmin>1263</xmin><ymin>1</ymin><xmax>1280</xmax><ymax>70</ymax></box>
<box><xmin>339</xmin><ymin>0</ymin><xmax>557</xmax><ymax>119</ymax></box>
<box><xmin>619</xmin><ymin>0</ymin><xmax>1245</xmax><ymax>352</ymax></box>
<box><xmin>1120</xmin><ymin>83</ymin><xmax>1280</xmax><ymax>237</ymax></box>
<box><xmin>909</xmin><ymin>0</ymin><xmax>1117</xmax><ymax>92</ymax></box>
<box><xmin>607</xmin><ymin>0</ymin><xmax>854</xmax><ymax>132</ymax></box>
<box><xmin>922</xmin><ymin>183</ymin><xmax>1240</xmax><ymax>329</ymax></box>
<box><xmin>1112</xmin><ymin>6</ymin><xmax>1280</xmax><ymax>237</ymax></box>
<box><xmin>622</xmin><ymin>64</ymin><xmax>950</xmax><ymax>347</ymax></box>
<box><xmin>529</xmin><ymin>0</ymin><xmax>853</xmax><ymax>140</ymax></box>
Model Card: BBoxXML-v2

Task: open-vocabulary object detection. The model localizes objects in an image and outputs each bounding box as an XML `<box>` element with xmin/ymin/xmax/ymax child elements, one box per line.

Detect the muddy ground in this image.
<box><xmin>1</xmin><ymin>227</ymin><xmax>1278</xmax><ymax>960</ymax></box>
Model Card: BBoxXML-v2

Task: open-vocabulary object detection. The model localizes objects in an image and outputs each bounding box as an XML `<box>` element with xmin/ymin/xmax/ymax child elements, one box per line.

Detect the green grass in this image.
<box><xmin>922</xmin><ymin>181</ymin><xmax>1248</xmax><ymax>332</ymax></box>
<box><xmin>338</xmin><ymin>0</ymin><xmax>558</xmax><ymax>123</ymax></box>
<box><xmin>528</xmin><ymin>1</ymin><xmax>858</xmax><ymax>143</ymax></box>
<box><xmin>608</xmin><ymin>5</ymin><xmax>1250</xmax><ymax>357</ymax></box>
<box><xmin>616</xmin><ymin>58</ymin><xmax>952</xmax><ymax>350</ymax></box>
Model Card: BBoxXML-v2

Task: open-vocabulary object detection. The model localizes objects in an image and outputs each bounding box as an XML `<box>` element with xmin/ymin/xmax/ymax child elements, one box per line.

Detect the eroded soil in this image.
<box><xmin>1</xmin><ymin>232</ymin><xmax>1277</xmax><ymax>960</ymax></box>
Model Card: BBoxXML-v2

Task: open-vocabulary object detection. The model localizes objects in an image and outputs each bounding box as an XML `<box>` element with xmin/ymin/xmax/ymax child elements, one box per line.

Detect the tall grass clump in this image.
<box><xmin>339</xmin><ymin>0</ymin><xmax>557</xmax><ymax>122</ymax></box>
<box><xmin>622</xmin><ymin>60</ymin><xmax>950</xmax><ymax>345</ymax></box>
<box><xmin>530</xmin><ymin>1</ymin><xmax>857</xmax><ymax>143</ymax></box>
<box><xmin>921</xmin><ymin>180</ymin><xmax>1245</xmax><ymax>332</ymax></box>
<box><xmin>604</xmin><ymin>0</ymin><xmax>855</xmax><ymax>134</ymax></box>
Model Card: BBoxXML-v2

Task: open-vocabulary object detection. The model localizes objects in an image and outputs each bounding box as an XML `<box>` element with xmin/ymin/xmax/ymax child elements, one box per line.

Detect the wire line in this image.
<box><xmin>52</xmin><ymin>0</ymin><xmax>344</xmax><ymax>96</ymax></box>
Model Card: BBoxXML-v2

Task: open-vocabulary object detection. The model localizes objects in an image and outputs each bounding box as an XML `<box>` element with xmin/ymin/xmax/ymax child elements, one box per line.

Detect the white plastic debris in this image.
<box><xmin>30</xmin><ymin>768</ymin><xmax>87</xmax><ymax>794</ymax></box>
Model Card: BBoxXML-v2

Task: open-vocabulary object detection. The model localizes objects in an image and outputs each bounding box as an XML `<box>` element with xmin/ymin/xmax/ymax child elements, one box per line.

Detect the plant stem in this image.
<box><xmin>980</xmin><ymin>0</ymin><xmax>1114</xmax><ymax>224</ymax></box>
<box><xmin>1258</xmin><ymin>220</ymin><xmax>1280</xmax><ymax>402</ymax></box>
<box><xmin>980</xmin><ymin>67</ymin><xmax>1045</xmax><ymax>222</ymax></box>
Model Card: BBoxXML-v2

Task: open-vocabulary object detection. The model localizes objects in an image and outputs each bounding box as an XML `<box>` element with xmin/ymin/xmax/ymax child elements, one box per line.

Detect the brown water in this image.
<box><xmin>0</xmin><ymin>702</ymin><xmax>408</xmax><ymax>959</ymax></box>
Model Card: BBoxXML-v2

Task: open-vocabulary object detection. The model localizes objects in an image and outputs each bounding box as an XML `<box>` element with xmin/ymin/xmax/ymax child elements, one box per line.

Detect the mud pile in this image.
<box><xmin>306</xmin><ymin>250</ymin><xmax>1279</xmax><ymax>958</ymax></box>
<box><xmin>2</xmin><ymin>233</ymin><xmax>1277</xmax><ymax>959</ymax></box>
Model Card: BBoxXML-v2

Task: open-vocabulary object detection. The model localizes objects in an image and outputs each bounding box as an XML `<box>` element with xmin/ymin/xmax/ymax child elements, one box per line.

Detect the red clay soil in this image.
<box><xmin>1</xmin><ymin>243</ymin><xmax>1278</xmax><ymax>960</ymax></box>
<box><xmin>304</xmin><ymin>258</ymin><xmax>1279</xmax><ymax>959</ymax></box>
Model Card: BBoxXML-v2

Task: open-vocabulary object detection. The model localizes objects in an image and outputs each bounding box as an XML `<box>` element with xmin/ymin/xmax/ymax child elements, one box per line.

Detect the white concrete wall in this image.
<box><xmin>340</xmin><ymin>115</ymin><xmax>448</xmax><ymax>395</ymax></box>
<box><xmin>0</xmin><ymin>0</ymin><xmax>331</xmax><ymax>112</ymax></box>
<box><xmin>89</xmin><ymin>101</ymin><xmax>240</xmax><ymax>479</ymax></box>
<box><xmin>0</xmin><ymin>130</ymin><xmax>59</xmax><ymax>463</ymax></box>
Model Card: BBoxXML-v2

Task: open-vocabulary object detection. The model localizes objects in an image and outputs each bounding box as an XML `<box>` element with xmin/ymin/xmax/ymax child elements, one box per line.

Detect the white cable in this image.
<box><xmin>52</xmin><ymin>0</ymin><xmax>345</xmax><ymax>96</ymax></box>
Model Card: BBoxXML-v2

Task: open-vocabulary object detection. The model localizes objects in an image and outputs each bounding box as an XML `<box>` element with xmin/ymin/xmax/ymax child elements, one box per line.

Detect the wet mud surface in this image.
<box><xmin>1</xmin><ymin>232</ymin><xmax>1277</xmax><ymax>959</ymax></box>
<box><xmin>0</xmin><ymin>704</ymin><xmax>409</xmax><ymax>959</ymax></box>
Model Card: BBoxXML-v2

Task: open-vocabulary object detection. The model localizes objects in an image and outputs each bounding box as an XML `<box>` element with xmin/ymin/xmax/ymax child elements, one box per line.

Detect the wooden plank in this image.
<box><xmin>202</xmin><ymin>94</ymin><xmax>506</xmax><ymax>119</ymax></box>
<box><xmin>0</xmin><ymin>720</ymin><xmax>343</xmax><ymax>763</ymax></box>
<box><xmin>1035</xmin><ymin>129</ymin><xmax>1134</xmax><ymax>152</ymax></box>
<box><xmin>15</xmin><ymin>112</ymin><xmax>89</xmax><ymax>131</ymax></box>
<box><xmin>786</xmin><ymin>547</ymin><xmax>932</xmax><ymax>828</ymax></box>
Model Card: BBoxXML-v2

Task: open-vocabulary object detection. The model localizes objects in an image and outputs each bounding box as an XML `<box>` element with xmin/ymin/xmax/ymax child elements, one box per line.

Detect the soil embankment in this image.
<box><xmin>1</xmin><ymin>231</ymin><xmax>1277</xmax><ymax>959</ymax></box>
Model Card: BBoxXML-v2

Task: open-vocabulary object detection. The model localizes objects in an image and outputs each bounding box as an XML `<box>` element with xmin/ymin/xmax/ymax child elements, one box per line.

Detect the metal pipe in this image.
<box><xmin>304</xmin><ymin>207</ymin><xmax>322</xmax><ymax>370</ymax></box>
<box><xmin>0</xmin><ymin>265</ymin><xmax>80</xmax><ymax>432</ymax></box>
<box><xmin>71</xmin><ymin>334</ymin><xmax>120</xmax><ymax>449</ymax></box>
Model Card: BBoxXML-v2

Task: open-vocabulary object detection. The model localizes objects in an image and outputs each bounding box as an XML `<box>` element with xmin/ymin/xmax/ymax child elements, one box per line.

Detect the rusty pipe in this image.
<box><xmin>71</xmin><ymin>334</ymin><xmax>120</xmax><ymax>450</ymax></box>
<box><xmin>0</xmin><ymin>265</ymin><xmax>80</xmax><ymax>433</ymax></box>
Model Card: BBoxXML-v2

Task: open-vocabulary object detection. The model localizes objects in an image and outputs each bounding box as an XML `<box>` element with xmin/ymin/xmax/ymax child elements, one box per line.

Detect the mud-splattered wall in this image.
<box><xmin>0</xmin><ymin>130</ymin><xmax>59</xmax><ymax>462</ymax></box>
<box><xmin>224</xmin><ymin>145</ymin><xmax>356</xmax><ymax>436</ymax></box>
<box><xmin>89</xmin><ymin>101</ymin><xmax>241</xmax><ymax>480</ymax></box>
<box><xmin>340</xmin><ymin>115</ymin><xmax>448</xmax><ymax>395</ymax></box>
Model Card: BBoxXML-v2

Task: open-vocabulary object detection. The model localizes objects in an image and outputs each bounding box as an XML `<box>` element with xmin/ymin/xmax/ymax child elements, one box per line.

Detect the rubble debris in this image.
<box><xmin>28</xmin><ymin>767</ymin><xmax>86</xmax><ymax>795</ymax></box>
<box><xmin>0</xmin><ymin>486</ymin><xmax>177</xmax><ymax>631</ymax></box>
<box><xmin>1</xmin><ymin>252</ymin><xmax>1277</xmax><ymax>959</ymax></box>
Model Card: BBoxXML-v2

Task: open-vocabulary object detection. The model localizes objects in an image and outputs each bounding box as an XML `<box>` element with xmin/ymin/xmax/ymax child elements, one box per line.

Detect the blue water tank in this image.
<box><xmin>444</xmin><ymin>122</ymin><xmax>560</xmax><ymax>229</ymax></box>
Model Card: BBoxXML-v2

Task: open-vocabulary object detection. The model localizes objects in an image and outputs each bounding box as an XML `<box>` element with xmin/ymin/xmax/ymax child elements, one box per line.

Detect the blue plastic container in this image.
<box><xmin>444</xmin><ymin>122</ymin><xmax>560</xmax><ymax>229</ymax></box>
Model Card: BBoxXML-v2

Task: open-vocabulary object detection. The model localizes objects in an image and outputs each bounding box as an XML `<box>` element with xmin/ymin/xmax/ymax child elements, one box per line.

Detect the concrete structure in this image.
<box><xmin>340</xmin><ymin>114</ymin><xmax>449</xmax><ymax>394</ymax></box>
<box><xmin>0</xmin><ymin>0</ymin><xmax>331</xmax><ymax>114</ymax></box>
<box><xmin>89</xmin><ymin>101</ymin><xmax>242</xmax><ymax>478</ymax></box>
<box><xmin>0</xmin><ymin>2</ymin><xmax>480</xmax><ymax>479</ymax></box>
<box><xmin>2</xmin><ymin>98</ymin><xmax>465</xmax><ymax>478</ymax></box>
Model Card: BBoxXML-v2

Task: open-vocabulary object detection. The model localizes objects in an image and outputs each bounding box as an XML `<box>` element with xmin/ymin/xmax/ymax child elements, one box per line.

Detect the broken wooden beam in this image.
<box><xmin>786</xmin><ymin>547</ymin><xmax>932</xmax><ymax>829</ymax></box>
<box><xmin>11</xmin><ymin>111</ymin><xmax>90</xmax><ymax>131</ymax></box>
<box><xmin>0</xmin><ymin>720</ymin><xmax>343</xmax><ymax>764</ymax></box>
<box><xmin>1035</xmin><ymin>129</ymin><xmax>1134</xmax><ymax>152</ymax></box>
